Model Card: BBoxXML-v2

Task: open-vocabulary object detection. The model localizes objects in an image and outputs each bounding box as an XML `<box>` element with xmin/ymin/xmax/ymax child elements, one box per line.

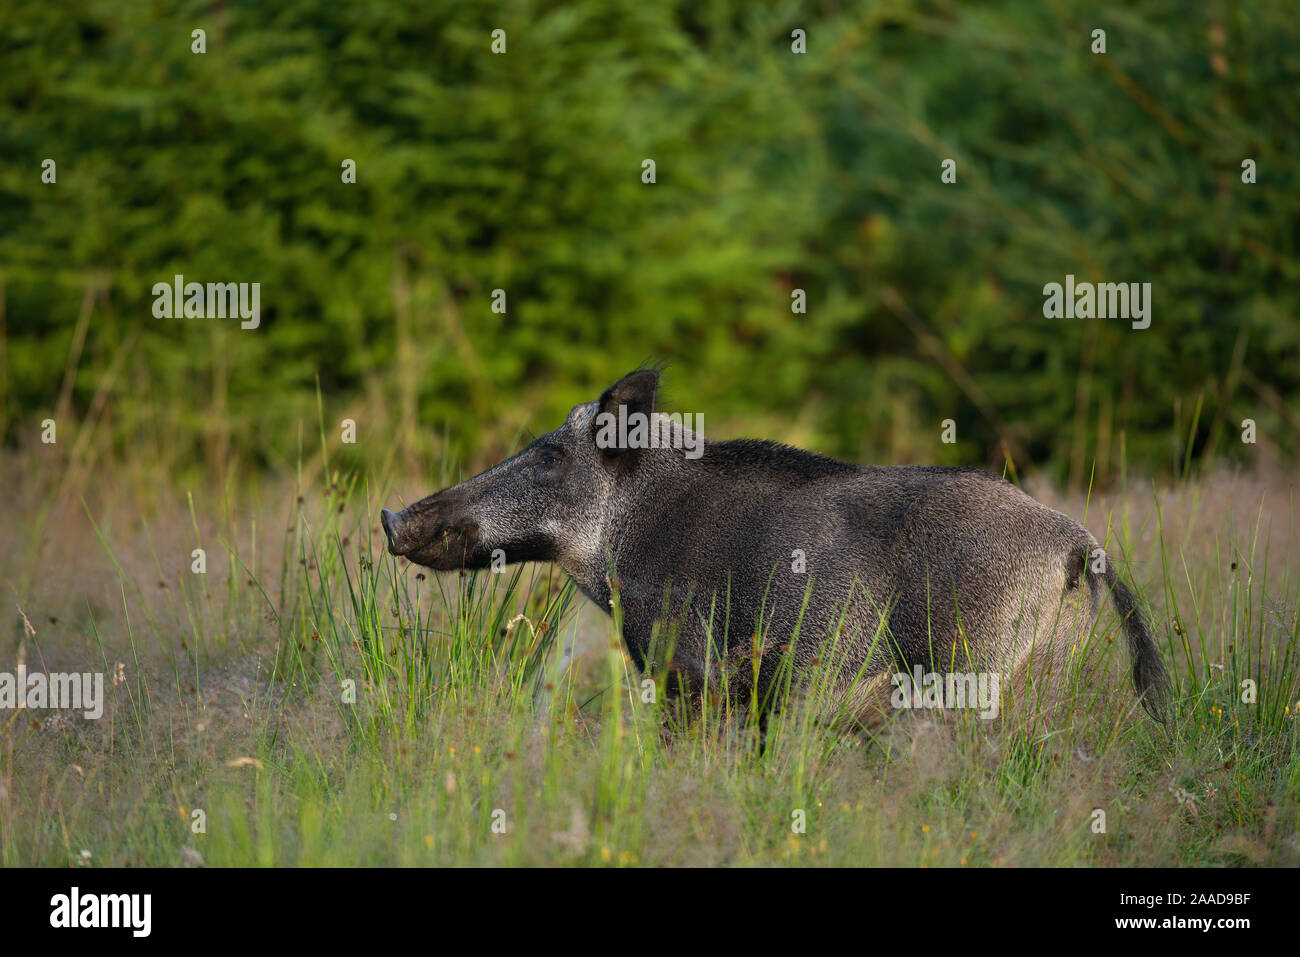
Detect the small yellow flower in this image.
<box><xmin>922</xmin><ymin>824</ymin><xmax>930</xmax><ymax>833</ymax></box>
<box><xmin>961</xmin><ymin>857</ymin><xmax>967</xmax><ymax>866</ymax></box>
<box><xmin>600</xmin><ymin>846</ymin><xmax>612</xmax><ymax>862</ymax></box>
<box><xmin>424</xmin><ymin>834</ymin><xmax>434</xmax><ymax>849</ymax></box>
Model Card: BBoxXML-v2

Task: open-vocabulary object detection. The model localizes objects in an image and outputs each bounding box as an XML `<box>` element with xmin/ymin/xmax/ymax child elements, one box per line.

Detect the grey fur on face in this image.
<box><xmin>381</xmin><ymin>369</ymin><xmax>1169</xmax><ymax>727</ymax></box>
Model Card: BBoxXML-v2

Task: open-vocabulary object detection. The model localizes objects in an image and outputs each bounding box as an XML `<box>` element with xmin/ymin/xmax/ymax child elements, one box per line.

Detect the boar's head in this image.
<box><xmin>380</xmin><ymin>369</ymin><xmax>661</xmax><ymax>575</ymax></box>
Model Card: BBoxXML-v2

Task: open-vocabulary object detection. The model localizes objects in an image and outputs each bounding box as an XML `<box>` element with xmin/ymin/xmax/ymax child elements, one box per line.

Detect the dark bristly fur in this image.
<box><xmin>1100</xmin><ymin>566</ymin><xmax>1171</xmax><ymax>720</ymax></box>
<box><xmin>381</xmin><ymin>369</ymin><xmax>1170</xmax><ymax>727</ymax></box>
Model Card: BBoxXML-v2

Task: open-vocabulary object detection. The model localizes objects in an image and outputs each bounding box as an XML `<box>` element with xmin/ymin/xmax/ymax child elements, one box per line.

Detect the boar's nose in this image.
<box><xmin>380</xmin><ymin>508</ymin><xmax>409</xmax><ymax>555</ymax></box>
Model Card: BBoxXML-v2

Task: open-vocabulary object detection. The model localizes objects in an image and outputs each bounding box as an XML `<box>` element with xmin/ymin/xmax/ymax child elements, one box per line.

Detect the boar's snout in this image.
<box><xmin>380</xmin><ymin>507</ymin><xmax>415</xmax><ymax>556</ymax></box>
<box><xmin>380</xmin><ymin>500</ymin><xmax>483</xmax><ymax>569</ymax></box>
<box><xmin>379</xmin><ymin>509</ymin><xmax>403</xmax><ymax>553</ymax></box>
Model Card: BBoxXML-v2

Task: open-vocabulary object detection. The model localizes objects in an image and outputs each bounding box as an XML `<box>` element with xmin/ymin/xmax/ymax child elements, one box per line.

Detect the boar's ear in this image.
<box><xmin>598</xmin><ymin>369</ymin><xmax>658</xmax><ymax>417</ymax></box>
<box><xmin>592</xmin><ymin>369</ymin><xmax>658</xmax><ymax>458</ymax></box>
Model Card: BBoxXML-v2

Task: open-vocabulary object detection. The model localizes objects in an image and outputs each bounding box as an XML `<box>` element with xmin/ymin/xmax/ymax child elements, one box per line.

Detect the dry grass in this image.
<box><xmin>2</xmin><ymin>444</ymin><xmax>1297</xmax><ymax>867</ymax></box>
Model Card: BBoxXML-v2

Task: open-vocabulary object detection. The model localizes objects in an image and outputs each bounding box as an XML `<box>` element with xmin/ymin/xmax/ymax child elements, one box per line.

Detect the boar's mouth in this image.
<box><xmin>404</xmin><ymin>527</ymin><xmax>482</xmax><ymax>569</ymax></box>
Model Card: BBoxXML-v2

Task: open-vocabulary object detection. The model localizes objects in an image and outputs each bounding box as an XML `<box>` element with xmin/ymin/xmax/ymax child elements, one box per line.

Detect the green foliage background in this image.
<box><xmin>2</xmin><ymin>0</ymin><xmax>1297</xmax><ymax>484</ymax></box>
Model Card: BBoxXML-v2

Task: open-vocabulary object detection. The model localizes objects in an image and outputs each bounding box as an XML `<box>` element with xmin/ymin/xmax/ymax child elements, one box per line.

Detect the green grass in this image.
<box><xmin>2</xmin><ymin>444</ymin><xmax>1298</xmax><ymax>867</ymax></box>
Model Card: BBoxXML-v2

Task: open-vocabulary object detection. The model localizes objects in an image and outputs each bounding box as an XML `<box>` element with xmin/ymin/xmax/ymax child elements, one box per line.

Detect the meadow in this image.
<box><xmin>3</xmin><ymin>421</ymin><xmax>1297</xmax><ymax>867</ymax></box>
<box><xmin>2</xmin><ymin>0</ymin><xmax>1298</xmax><ymax>871</ymax></box>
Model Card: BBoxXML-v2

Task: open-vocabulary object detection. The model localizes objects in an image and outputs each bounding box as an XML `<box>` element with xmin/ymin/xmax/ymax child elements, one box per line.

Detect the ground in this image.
<box><xmin>2</xmin><ymin>452</ymin><xmax>1297</xmax><ymax>866</ymax></box>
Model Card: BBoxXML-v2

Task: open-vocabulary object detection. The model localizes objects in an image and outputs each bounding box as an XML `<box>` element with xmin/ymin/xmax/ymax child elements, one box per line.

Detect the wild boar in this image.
<box><xmin>382</xmin><ymin>369</ymin><xmax>1168</xmax><ymax>727</ymax></box>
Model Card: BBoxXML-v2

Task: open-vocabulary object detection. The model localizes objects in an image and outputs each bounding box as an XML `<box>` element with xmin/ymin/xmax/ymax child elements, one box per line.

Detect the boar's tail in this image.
<box><xmin>1091</xmin><ymin>561</ymin><xmax>1170</xmax><ymax>722</ymax></box>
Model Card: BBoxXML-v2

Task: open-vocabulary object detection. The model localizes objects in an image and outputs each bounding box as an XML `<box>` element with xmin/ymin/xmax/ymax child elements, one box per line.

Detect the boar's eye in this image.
<box><xmin>535</xmin><ymin>446</ymin><xmax>564</xmax><ymax>471</ymax></box>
